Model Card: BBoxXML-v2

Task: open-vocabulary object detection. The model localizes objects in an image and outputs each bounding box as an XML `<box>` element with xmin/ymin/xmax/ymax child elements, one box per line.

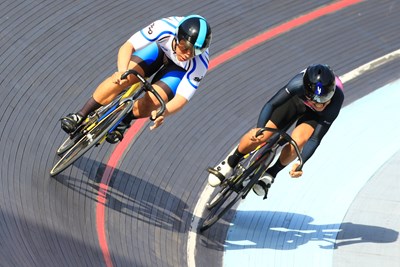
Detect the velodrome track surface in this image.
<box><xmin>0</xmin><ymin>1</ymin><xmax>399</xmax><ymax>267</ymax></box>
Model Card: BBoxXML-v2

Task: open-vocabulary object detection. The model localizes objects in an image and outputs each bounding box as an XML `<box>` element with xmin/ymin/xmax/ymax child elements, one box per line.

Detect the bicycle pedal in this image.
<box><xmin>106</xmin><ymin>131</ymin><xmax>123</xmax><ymax>144</ymax></box>
<box><xmin>207</xmin><ymin>167</ymin><xmax>226</xmax><ymax>181</ymax></box>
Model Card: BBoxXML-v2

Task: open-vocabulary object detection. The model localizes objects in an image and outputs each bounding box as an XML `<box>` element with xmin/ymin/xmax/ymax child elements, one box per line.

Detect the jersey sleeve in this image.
<box><xmin>300</xmin><ymin>123</ymin><xmax>329</xmax><ymax>163</ymax></box>
<box><xmin>175</xmin><ymin>53</ymin><xmax>209</xmax><ymax>101</ymax></box>
<box><xmin>127</xmin><ymin>17</ymin><xmax>178</xmax><ymax>51</ymax></box>
<box><xmin>257</xmin><ymin>73</ymin><xmax>304</xmax><ymax>127</ymax></box>
<box><xmin>300</xmin><ymin>82</ymin><xmax>344</xmax><ymax>163</ymax></box>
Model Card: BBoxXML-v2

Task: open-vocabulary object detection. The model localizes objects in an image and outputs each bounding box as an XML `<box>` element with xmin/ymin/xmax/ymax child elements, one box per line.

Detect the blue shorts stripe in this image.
<box><xmin>133</xmin><ymin>42</ymin><xmax>160</xmax><ymax>66</ymax></box>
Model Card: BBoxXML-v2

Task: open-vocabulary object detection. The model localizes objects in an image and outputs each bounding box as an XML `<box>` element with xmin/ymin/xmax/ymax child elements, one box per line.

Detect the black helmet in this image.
<box><xmin>303</xmin><ymin>64</ymin><xmax>336</xmax><ymax>103</ymax></box>
<box><xmin>176</xmin><ymin>15</ymin><xmax>212</xmax><ymax>56</ymax></box>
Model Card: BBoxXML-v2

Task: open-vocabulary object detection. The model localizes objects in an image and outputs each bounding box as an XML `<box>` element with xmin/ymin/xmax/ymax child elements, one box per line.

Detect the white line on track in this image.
<box><xmin>340</xmin><ymin>49</ymin><xmax>400</xmax><ymax>83</ymax></box>
<box><xmin>186</xmin><ymin>48</ymin><xmax>400</xmax><ymax>267</ymax></box>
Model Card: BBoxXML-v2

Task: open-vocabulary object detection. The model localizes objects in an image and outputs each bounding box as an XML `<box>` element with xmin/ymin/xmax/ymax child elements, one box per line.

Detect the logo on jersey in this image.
<box><xmin>315</xmin><ymin>82</ymin><xmax>323</xmax><ymax>95</ymax></box>
<box><xmin>148</xmin><ymin>23</ymin><xmax>155</xmax><ymax>35</ymax></box>
<box><xmin>194</xmin><ymin>76</ymin><xmax>203</xmax><ymax>82</ymax></box>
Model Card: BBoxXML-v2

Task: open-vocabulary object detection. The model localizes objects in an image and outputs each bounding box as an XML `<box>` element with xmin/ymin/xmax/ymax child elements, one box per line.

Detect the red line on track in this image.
<box><xmin>95</xmin><ymin>118</ymin><xmax>147</xmax><ymax>267</ymax></box>
<box><xmin>95</xmin><ymin>1</ymin><xmax>363</xmax><ymax>266</ymax></box>
<box><xmin>211</xmin><ymin>0</ymin><xmax>363</xmax><ymax>69</ymax></box>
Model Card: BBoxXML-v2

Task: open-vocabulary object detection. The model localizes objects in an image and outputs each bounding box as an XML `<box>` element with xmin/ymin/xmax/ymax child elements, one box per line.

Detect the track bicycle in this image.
<box><xmin>199</xmin><ymin>127</ymin><xmax>304</xmax><ymax>232</ymax></box>
<box><xmin>50</xmin><ymin>70</ymin><xmax>165</xmax><ymax>176</ymax></box>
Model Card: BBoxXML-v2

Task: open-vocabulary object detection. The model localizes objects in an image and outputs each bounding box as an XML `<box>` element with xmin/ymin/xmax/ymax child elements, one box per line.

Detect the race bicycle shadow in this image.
<box><xmin>51</xmin><ymin>156</ymin><xmax>191</xmax><ymax>233</ymax></box>
<box><xmin>222</xmin><ymin>210</ymin><xmax>398</xmax><ymax>250</ymax></box>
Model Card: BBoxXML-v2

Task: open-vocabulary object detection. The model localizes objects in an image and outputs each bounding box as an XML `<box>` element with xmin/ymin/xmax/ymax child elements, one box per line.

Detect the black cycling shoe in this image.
<box><xmin>60</xmin><ymin>113</ymin><xmax>83</xmax><ymax>133</ymax></box>
<box><xmin>106</xmin><ymin>121</ymin><xmax>131</xmax><ymax>144</ymax></box>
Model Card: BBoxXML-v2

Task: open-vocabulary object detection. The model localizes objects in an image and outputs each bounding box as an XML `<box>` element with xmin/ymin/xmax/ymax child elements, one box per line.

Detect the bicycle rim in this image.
<box><xmin>56</xmin><ymin>137</ymin><xmax>75</xmax><ymax>155</ymax></box>
<box><xmin>50</xmin><ymin>101</ymin><xmax>132</xmax><ymax>176</ymax></box>
<box><xmin>200</xmin><ymin>158</ymin><xmax>268</xmax><ymax>231</ymax></box>
<box><xmin>206</xmin><ymin>184</ymin><xmax>232</xmax><ymax>210</ymax></box>
<box><xmin>56</xmin><ymin>133</ymin><xmax>84</xmax><ymax>155</ymax></box>
<box><xmin>200</xmin><ymin>189</ymin><xmax>244</xmax><ymax>232</ymax></box>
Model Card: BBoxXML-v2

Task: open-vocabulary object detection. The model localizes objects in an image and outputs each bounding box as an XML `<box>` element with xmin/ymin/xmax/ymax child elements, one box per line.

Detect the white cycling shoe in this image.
<box><xmin>252</xmin><ymin>174</ymin><xmax>274</xmax><ymax>199</ymax></box>
<box><xmin>207</xmin><ymin>160</ymin><xmax>233</xmax><ymax>187</ymax></box>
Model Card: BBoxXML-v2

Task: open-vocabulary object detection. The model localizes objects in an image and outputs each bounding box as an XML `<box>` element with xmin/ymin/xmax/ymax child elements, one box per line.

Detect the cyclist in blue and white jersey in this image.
<box><xmin>208</xmin><ymin>64</ymin><xmax>344</xmax><ymax>198</ymax></box>
<box><xmin>60</xmin><ymin>15</ymin><xmax>212</xmax><ymax>143</ymax></box>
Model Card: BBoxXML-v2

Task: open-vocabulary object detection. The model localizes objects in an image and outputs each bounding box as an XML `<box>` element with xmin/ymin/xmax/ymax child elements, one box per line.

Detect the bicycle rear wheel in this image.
<box><xmin>200</xmin><ymin>188</ymin><xmax>244</xmax><ymax>232</ymax></box>
<box><xmin>50</xmin><ymin>100</ymin><xmax>132</xmax><ymax>176</ymax></box>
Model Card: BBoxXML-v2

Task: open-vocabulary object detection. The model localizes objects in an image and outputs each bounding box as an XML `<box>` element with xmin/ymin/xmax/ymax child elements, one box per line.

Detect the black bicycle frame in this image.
<box><xmin>229</xmin><ymin>127</ymin><xmax>304</xmax><ymax>197</ymax></box>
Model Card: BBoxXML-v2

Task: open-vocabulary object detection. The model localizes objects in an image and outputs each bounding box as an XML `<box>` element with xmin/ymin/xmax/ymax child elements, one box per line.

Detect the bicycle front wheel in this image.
<box><xmin>50</xmin><ymin>101</ymin><xmax>133</xmax><ymax>176</ymax></box>
<box><xmin>200</xmin><ymin>188</ymin><xmax>244</xmax><ymax>232</ymax></box>
<box><xmin>206</xmin><ymin>183</ymin><xmax>232</xmax><ymax>210</ymax></box>
<box><xmin>56</xmin><ymin>132</ymin><xmax>84</xmax><ymax>155</ymax></box>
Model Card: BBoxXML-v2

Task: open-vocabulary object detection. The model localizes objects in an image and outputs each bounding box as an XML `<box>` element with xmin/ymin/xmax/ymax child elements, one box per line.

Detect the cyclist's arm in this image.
<box><xmin>257</xmin><ymin>73</ymin><xmax>303</xmax><ymax>128</ymax></box>
<box><xmin>163</xmin><ymin>94</ymin><xmax>188</xmax><ymax>116</ymax></box>
<box><xmin>256</xmin><ymin>87</ymin><xmax>292</xmax><ymax>128</ymax></box>
<box><xmin>300</xmin><ymin>123</ymin><xmax>329</xmax><ymax>163</ymax></box>
<box><xmin>301</xmin><ymin>89</ymin><xmax>344</xmax><ymax>163</ymax></box>
<box><xmin>150</xmin><ymin>94</ymin><xmax>188</xmax><ymax>130</ymax></box>
<box><xmin>117</xmin><ymin>41</ymin><xmax>135</xmax><ymax>72</ymax></box>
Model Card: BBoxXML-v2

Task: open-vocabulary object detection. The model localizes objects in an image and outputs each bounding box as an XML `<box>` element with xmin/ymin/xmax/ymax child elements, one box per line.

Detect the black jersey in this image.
<box><xmin>257</xmin><ymin>72</ymin><xmax>344</xmax><ymax>163</ymax></box>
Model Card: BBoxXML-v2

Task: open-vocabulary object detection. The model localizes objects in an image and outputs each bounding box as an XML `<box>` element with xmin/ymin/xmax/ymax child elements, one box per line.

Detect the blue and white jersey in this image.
<box><xmin>127</xmin><ymin>16</ymin><xmax>210</xmax><ymax>101</ymax></box>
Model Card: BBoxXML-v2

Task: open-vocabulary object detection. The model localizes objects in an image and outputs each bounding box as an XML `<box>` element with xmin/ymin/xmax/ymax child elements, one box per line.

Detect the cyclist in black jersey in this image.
<box><xmin>208</xmin><ymin>64</ymin><xmax>344</xmax><ymax>197</ymax></box>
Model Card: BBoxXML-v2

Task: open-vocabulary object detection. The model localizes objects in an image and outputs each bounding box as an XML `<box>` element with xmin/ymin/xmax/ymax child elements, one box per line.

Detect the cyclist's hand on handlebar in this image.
<box><xmin>112</xmin><ymin>71</ymin><xmax>129</xmax><ymax>85</ymax></box>
<box><xmin>250</xmin><ymin>128</ymin><xmax>265</xmax><ymax>142</ymax></box>
<box><xmin>149</xmin><ymin>110</ymin><xmax>164</xmax><ymax>131</ymax></box>
<box><xmin>289</xmin><ymin>162</ymin><xmax>303</xmax><ymax>178</ymax></box>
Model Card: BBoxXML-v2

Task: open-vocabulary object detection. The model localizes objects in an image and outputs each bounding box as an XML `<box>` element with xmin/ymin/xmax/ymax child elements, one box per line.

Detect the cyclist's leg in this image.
<box><xmin>107</xmin><ymin>56</ymin><xmax>186</xmax><ymax>143</ymax></box>
<box><xmin>104</xmin><ymin>70</ymin><xmax>168</xmax><ymax>144</ymax></box>
<box><xmin>92</xmin><ymin>44</ymin><xmax>165</xmax><ymax>106</ymax></box>
<box><xmin>252</xmin><ymin>99</ymin><xmax>306</xmax><ymax>195</ymax></box>
<box><xmin>132</xmin><ymin>60</ymin><xmax>186</xmax><ymax>118</ymax></box>
<box><xmin>233</xmin><ymin>97</ymin><xmax>304</xmax><ymax>166</ymax></box>
<box><xmin>91</xmin><ymin>68</ymin><xmax>141</xmax><ymax>105</ymax></box>
<box><xmin>269</xmin><ymin>112</ymin><xmax>316</xmax><ymax>177</ymax></box>
<box><xmin>131</xmin><ymin>82</ymin><xmax>171</xmax><ymax>118</ymax></box>
<box><xmin>208</xmin><ymin>122</ymin><xmax>276</xmax><ymax>186</ymax></box>
<box><xmin>237</xmin><ymin>122</ymin><xmax>277</xmax><ymax>154</ymax></box>
<box><xmin>60</xmin><ymin>49</ymin><xmax>146</xmax><ymax>133</ymax></box>
<box><xmin>100</xmin><ymin>44</ymin><xmax>168</xmax><ymax>142</ymax></box>
<box><xmin>279</xmin><ymin>123</ymin><xmax>314</xmax><ymax>165</ymax></box>
<box><xmin>84</xmin><ymin>42</ymin><xmax>164</xmax><ymax>116</ymax></box>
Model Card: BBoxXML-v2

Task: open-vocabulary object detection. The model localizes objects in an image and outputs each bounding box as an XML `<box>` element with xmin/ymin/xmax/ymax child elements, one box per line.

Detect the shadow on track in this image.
<box><xmin>51</xmin><ymin>156</ymin><xmax>190</xmax><ymax>233</ymax></box>
<box><xmin>218</xmin><ymin>211</ymin><xmax>398</xmax><ymax>250</ymax></box>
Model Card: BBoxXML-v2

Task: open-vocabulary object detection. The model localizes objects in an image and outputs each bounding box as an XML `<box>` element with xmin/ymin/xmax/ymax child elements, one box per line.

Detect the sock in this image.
<box><xmin>122</xmin><ymin>111</ymin><xmax>136</xmax><ymax>125</ymax></box>
<box><xmin>78</xmin><ymin>97</ymin><xmax>102</xmax><ymax>118</ymax></box>
<box><xmin>266</xmin><ymin>159</ymin><xmax>287</xmax><ymax>178</ymax></box>
<box><xmin>227</xmin><ymin>148</ymin><xmax>245</xmax><ymax>168</ymax></box>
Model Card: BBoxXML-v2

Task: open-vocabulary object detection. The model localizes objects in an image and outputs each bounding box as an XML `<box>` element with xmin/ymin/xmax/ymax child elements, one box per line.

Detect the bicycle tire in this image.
<box><xmin>206</xmin><ymin>184</ymin><xmax>231</xmax><ymax>210</ymax></box>
<box><xmin>200</xmin><ymin>189</ymin><xmax>244</xmax><ymax>232</ymax></box>
<box><xmin>56</xmin><ymin>133</ymin><xmax>84</xmax><ymax>155</ymax></box>
<box><xmin>201</xmin><ymin>150</ymin><xmax>270</xmax><ymax>232</ymax></box>
<box><xmin>201</xmin><ymin>163</ymin><xmax>267</xmax><ymax>232</ymax></box>
<box><xmin>206</xmin><ymin>162</ymin><xmax>248</xmax><ymax>210</ymax></box>
<box><xmin>55</xmin><ymin>94</ymin><xmax>126</xmax><ymax>156</ymax></box>
<box><xmin>50</xmin><ymin>100</ymin><xmax>133</xmax><ymax>176</ymax></box>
